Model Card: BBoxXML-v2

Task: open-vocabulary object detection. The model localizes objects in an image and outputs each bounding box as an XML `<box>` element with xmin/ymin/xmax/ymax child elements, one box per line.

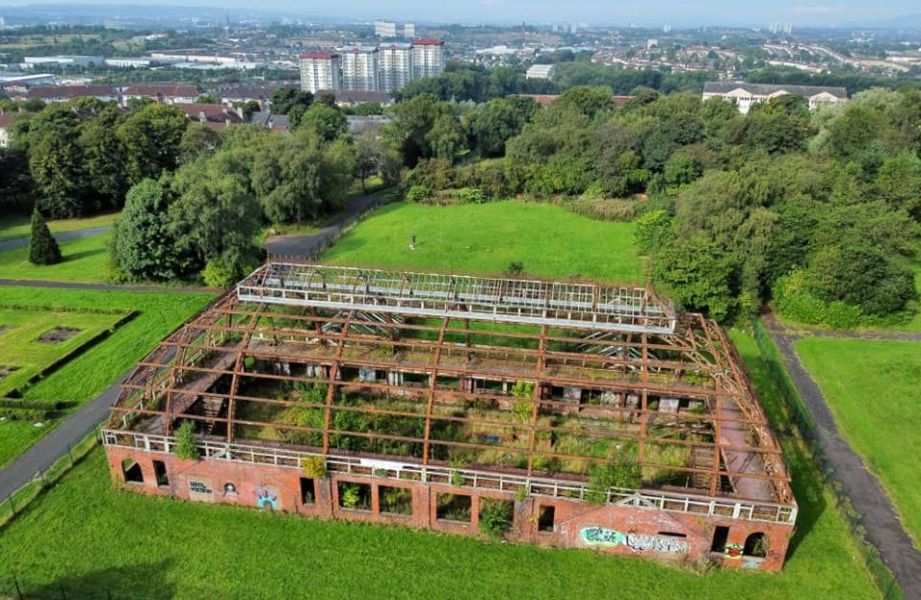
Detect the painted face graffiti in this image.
<box><xmin>580</xmin><ymin>527</ymin><xmax>689</xmax><ymax>554</ymax></box>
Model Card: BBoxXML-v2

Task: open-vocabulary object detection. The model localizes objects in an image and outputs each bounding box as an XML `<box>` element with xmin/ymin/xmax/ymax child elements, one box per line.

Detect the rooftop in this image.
<box><xmin>703</xmin><ymin>81</ymin><xmax>848</xmax><ymax>98</ymax></box>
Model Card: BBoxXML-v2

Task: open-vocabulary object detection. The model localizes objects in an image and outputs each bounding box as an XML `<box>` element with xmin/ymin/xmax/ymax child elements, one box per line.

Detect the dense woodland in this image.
<box><xmin>1</xmin><ymin>81</ymin><xmax>919</xmax><ymax>325</ymax></box>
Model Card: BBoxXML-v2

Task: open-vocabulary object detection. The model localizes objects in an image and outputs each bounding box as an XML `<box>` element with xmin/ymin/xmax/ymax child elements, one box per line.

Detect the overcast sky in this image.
<box><xmin>0</xmin><ymin>1</ymin><xmax>918</xmax><ymax>27</ymax></box>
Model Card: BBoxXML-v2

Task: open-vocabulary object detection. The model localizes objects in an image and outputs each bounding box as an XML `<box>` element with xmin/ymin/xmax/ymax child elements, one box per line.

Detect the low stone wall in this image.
<box><xmin>106</xmin><ymin>446</ymin><xmax>793</xmax><ymax>571</ymax></box>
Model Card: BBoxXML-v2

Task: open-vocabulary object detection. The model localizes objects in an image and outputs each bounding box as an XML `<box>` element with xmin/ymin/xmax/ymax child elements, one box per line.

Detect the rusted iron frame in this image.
<box><xmin>108</xmin><ymin>404</ymin><xmax>790</xmax><ymax>485</ymax></box>
<box><xmin>526</xmin><ymin>325</ymin><xmax>548</xmax><ymax>476</ymax></box>
<box><xmin>117</xmin><ymin>380</ymin><xmax>780</xmax><ymax>432</ymax></box>
<box><xmin>152</xmin><ymin>323</ymin><xmax>717</xmax><ymax>382</ymax></box>
<box><xmin>638</xmin><ymin>333</ymin><xmax>650</xmax><ymax>466</ymax></box>
<box><xmin>133</xmin><ymin>355</ymin><xmax>760</xmax><ymax>413</ymax></box>
<box><xmin>212</xmin><ymin>305</ymin><xmax>700</xmax><ymax>355</ymax></box>
<box><xmin>322</xmin><ymin>311</ymin><xmax>354</xmax><ymax>453</ymax></box>
<box><xmin>140</xmin><ymin>333</ymin><xmax>746</xmax><ymax>403</ymax></box>
<box><xmin>699</xmin><ymin>315</ymin><xmax>724</xmax><ymax>496</ymax></box>
<box><xmin>421</xmin><ymin>317</ymin><xmax>450</xmax><ymax>465</ymax></box>
<box><xmin>226</xmin><ymin>305</ymin><xmax>266</xmax><ymax>444</ymax></box>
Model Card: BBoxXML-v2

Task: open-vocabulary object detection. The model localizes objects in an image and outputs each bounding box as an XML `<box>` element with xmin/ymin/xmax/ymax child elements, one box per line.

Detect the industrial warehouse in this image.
<box><xmin>102</xmin><ymin>263</ymin><xmax>796</xmax><ymax>571</ymax></box>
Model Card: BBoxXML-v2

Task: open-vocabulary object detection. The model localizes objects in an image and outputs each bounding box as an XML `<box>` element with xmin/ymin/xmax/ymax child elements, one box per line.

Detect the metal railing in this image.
<box><xmin>101</xmin><ymin>429</ymin><xmax>797</xmax><ymax>525</ymax></box>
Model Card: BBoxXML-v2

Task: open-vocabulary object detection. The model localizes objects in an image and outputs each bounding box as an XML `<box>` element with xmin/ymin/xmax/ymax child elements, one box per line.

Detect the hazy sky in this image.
<box><xmin>1</xmin><ymin>1</ymin><xmax>918</xmax><ymax>27</ymax></box>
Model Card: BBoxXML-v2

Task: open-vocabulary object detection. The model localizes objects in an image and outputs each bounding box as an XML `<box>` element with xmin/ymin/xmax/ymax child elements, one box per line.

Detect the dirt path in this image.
<box><xmin>762</xmin><ymin>311</ymin><xmax>921</xmax><ymax>343</ymax></box>
<box><xmin>763</xmin><ymin>315</ymin><xmax>921</xmax><ymax>597</ymax></box>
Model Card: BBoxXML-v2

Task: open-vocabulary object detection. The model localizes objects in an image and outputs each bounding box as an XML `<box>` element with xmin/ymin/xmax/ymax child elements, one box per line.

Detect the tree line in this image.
<box><xmin>381</xmin><ymin>85</ymin><xmax>921</xmax><ymax>326</ymax></box>
<box><xmin>0</xmin><ymin>94</ymin><xmax>397</xmax><ymax>285</ymax></box>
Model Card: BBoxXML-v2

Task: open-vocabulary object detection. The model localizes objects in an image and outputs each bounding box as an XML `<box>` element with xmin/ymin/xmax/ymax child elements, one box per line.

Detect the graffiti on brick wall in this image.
<box><xmin>580</xmin><ymin>527</ymin><xmax>689</xmax><ymax>554</ymax></box>
<box><xmin>256</xmin><ymin>486</ymin><xmax>279</xmax><ymax>510</ymax></box>
<box><xmin>188</xmin><ymin>478</ymin><xmax>215</xmax><ymax>503</ymax></box>
<box><xmin>725</xmin><ymin>543</ymin><xmax>744</xmax><ymax>559</ymax></box>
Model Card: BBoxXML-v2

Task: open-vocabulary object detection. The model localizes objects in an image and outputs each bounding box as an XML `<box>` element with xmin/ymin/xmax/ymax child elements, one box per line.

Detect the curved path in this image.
<box><xmin>0</xmin><ymin>226</ymin><xmax>112</xmax><ymax>251</ymax></box>
<box><xmin>763</xmin><ymin>314</ymin><xmax>921</xmax><ymax>597</ymax></box>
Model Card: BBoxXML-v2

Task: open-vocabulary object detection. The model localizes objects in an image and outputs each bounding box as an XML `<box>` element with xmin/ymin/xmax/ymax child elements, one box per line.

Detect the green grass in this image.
<box><xmin>323</xmin><ymin>201</ymin><xmax>646</xmax><ymax>283</ymax></box>
<box><xmin>0</xmin><ymin>234</ymin><xmax>112</xmax><ymax>283</ymax></box>
<box><xmin>0</xmin><ymin>331</ymin><xmax>881</xmax><ymax>599</ymax></box>
<box><xmin>0</xmin><ymin>287</ymin><xmax>211</xmax><ymax>468</ymax></box>
<box><xmin>0</xmin><ymin>212</ymin><xmax>119</xmax><ymax>243</ymax></box>
<box><xmin>0</xmin><ymin>308</ymin><xmax>128</xmax><ymax>396</ymax></box>
<box><xmin>795</xmin><ymin>337</ymin><xmax>921</xmax><ymax>546</ymax></box>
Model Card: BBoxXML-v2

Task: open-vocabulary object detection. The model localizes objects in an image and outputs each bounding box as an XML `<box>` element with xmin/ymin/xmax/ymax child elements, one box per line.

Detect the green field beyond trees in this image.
<box><xmin>0</xmin><ymin>331</ymin><xmax>880</xmax><ymax>600</ymax></box>
<box><xmin>0</xmin><ymin>287</ymin><xmax>211</xmax><ymax>467</ymax></box>
<box><xmin>324</xmin><ymin>201</ymin><xmax>646</xmax><ymax>283</ymax></box>
<box><xmin>795</xmin><ymin>338</ymin><xmax>921</xmax><ymax>546</ymax></box>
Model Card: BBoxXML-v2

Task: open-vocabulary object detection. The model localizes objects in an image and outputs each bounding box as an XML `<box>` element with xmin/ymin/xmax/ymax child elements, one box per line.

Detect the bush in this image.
<box><xmin>564</xmin><ymin>197</ymin><xmax>637</xmax><ymax>222</ymax></box>
<box><xmin>173</xmin><ymin>420</ymin><xmax>199</xmax><ymax>460</ymax></box>
<box><xmin>301</xmin><ymin>456</ymin><xmax>327</xmax><ymax>478</ymax></box>
<box><xmin>479</xmin><ymin>498</ymin><xmax>514</xmax><ymax>538</ymax></box>
<box><xmin>202</xmin><ymin>257</ymin><xmax>237</xmax><ymax>288</ymax></box>
<box><xmin>454</xmin><ymin>187</ymin><xmax>488</xmax><ymax>204</ymax></box>
<box><xmin>634</xmin><ymin>210</ymin><xmax>673</xmax><ymax>254</ymax></box>
<box><xmin>773</xmin><ymin>271</ymin><xmax>863</xmax><ymax>329</ymax></box>
<box><xmin>405</xmin><ymin>185</ymin><xmax>435</xmax><ymax>203</ymax></box>
<box><xmin>587</xmin><ymin>456</ymin><xmax>642</xmax><ymax>504</ymax></box>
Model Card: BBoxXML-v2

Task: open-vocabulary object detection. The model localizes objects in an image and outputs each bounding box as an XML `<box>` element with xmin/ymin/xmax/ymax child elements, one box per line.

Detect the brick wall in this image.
<box><xmin>107</xmin><ymin>447</ymin><xmax>793</xmax><ymax>571</ymax></box>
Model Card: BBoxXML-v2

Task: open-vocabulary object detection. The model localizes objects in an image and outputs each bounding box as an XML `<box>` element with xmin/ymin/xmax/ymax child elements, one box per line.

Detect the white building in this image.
<box><xmin>374</xmin><ymin>20</ymin><xmax>397</xmax><ymax>38</ymax></box>
<box><xmin>378</xmin><ymin>43</ymin><xmax>413</xmax><ymax>93</ymax></box>
<box><xmin>412</xmin><ymin>39</ymin><xmax>445</xmax><ymax>79</ymax></box>
<box><xmin>403</xmin><ymin>23</ymin><xmax>415</xmax><ymax>38</ymax></box>
<box><xmin>300</xmin><ymin>52</ymin><xmax>341</xmax><ymax>94</ymax></box>
<box><xmin>526</xmin><ymin>64</ymin><xmax>555</xmax><ymax>80</ymax></box>
<box><xmin>0</xmin><ymin>112</ymin><xmax>13</xmax><ymax>148</ymax></box>
<box><xmin>23</xmin><ymin>55</ymin><xmax>104</xmax><ymax>69</ymax></box>
<box><xmin>104</xmin><ymin>58</ymin><xmax>155</xmax><ymax>69</ymax></box>
<box><xmin>340</xmin><ymin>46</ymin><xmax>379</xmax><ymax>91</ymax></box>
<box><xmin>702</xmin><ymin>82</ymin><xmax>848</xmax><ymax>114</ymax></box>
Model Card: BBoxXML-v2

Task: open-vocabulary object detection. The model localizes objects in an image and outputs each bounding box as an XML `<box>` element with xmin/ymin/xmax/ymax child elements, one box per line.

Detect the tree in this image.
<box><xmin>252</xmin><ymin>131</ymin><xmax>354</xmax><ymax>223</ymax></box>
<box><xmin>25</xmin><ymin>103</ymin><xmax>91</xmax><ymax>218</ymax></box>
<box><xmin>270</xmin><ymin>86</ymin><xmax>313</xmax><ymax>116</ymax></box>
<box><xmin>112</xmin><ymin>178</ymin><xmax>192</xmax><ymax>281</ymax></box>
<box><xmin>179</xmin><ymin>123</ymin><xmax>221</xmax><ymax>164</ymax></box>
<box><xmin>78</xmin><ymin>107</ymin><xmax>127</xmax><ymax>210</ymax></box>
<box><xmin>28</xmin><ymin>207</ymin><xmax>61</xmax><ymax>265</ymax></box>
<box><xmin>117</xmin><ymin>103</ymin><xmax>189</xmax><ymax>185</ymax></box>
<box><xmin>467</xmin><ymin>96</ymin><xmax>537</xmax><ymax>157</ymax></box>
<box><xmin>297</xmin><ymin>103</ymin><xmax>347</xmax><ymax>141</ymax></box>
<box><xmin>653</xmin><ymin>234</ymin><xmax>737</xmax><ymax>321</ymax></box>
<box><xmin>426</xmin><ymin>113</ymin><xmax>465</xmax><ymax>162</ymax></box>
<box><xmin>195</xmin><ymin>94</ymin><xmax>220</xmax><ymax>104</ymax></box>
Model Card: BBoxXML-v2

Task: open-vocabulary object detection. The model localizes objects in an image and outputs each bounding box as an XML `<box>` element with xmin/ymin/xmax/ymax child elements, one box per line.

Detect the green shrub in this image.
<box><xmin>405</xmin><ymin>185</ymin><xmax>435</xmax><ymax>203</ymax></box>
<box><xmin>478</xmin><ymin>498</ymin><xmax>514</xmax><ymax>538</ymax></box>
<box><xmin>173</xmin><ymin>420</ymin><xmax>199</xmax><ymax>461</ymax></box>
<box><xmin>587</xmin><ymin>456</ymin><xmax>642</xmax><ymax>504</ymax></box>
<box><xmin>634</xmin><ymin>210</ymin><xmax>673</xmax><ymax>255</ymax></box>
<box><xmin>341</xmin><ymin>484</ymin><xmax>360</xmax><ymax>509</ymax></box>
<box><xmin>301</xmin><ymin>456</ymin><xmax>327</xmax><ymax>478</ymax></box>
<box><xmin>773</xmin><ymin>271</ymin><xmax>863</xmax><ymax>329</ymax></box>
<box><xmin>454</xmin><ymin>187</ymin><xmax>488</xmax><ymax>204</ymax></box>
<box><xmin>510</xmin><ymin>380</ymin><xmax>535</xmax><ymax>423</ymax></box>
<box><xmin>202</xmin><ymin>258</ymin><xmax>237</xmax><ymax>288</ymax></box>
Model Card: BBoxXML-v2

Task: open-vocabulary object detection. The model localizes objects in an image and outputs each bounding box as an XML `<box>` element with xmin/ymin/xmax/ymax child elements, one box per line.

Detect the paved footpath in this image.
<box><xmin>763</xmin><ymin>313</ymin><xmax>921</xmax><ymax>598</ymax></box>
<box><xmin>0</xmin><ymin>373</ymin><xmax>127</xmax><ymax>500</ymax></box>
<box><xmin>0</xmin><ymin>226</ymin><xmax>112</xmax><ymax>251</ymax></box>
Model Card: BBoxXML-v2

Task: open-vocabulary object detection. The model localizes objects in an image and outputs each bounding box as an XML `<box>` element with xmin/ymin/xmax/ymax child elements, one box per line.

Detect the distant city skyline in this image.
<box><xmin>1</xmin><ymin>1</ymin><xmax>920</xmax><ymax>28</ymax></box>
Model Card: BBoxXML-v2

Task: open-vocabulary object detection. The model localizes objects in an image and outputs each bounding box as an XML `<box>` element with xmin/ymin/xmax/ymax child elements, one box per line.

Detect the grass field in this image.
<box><xmin>323</xmin><ymin>202</ymin><xmax>646</xmax><ymax>283</ymax></box>
<box><xmin>0</xmin><ymin>331</ymin><xmax>882</xmax><ymax>600</ymax></box>
<box><xmin>0</xmin><ymin>287</ymin><xmax>212</xmax><ymax>468</ymax></box>
<box><xmin>0</xmin><ymin>308</ymin><xmax>128</xmax><ymax>396</ymax></box>
<box><xmin>0</xmin><ymin>234</ymin><xmax>112</xmax><ymax>283</ymax></box>
<box><xmin>0</xmin><ymin>212</ymin><xmax>119</xmax><ymax>243</ymax></box>
<box><xmin>795</xmin><ymin>337</ymin><xmax>921</xmax><ymax>546</ymax></box>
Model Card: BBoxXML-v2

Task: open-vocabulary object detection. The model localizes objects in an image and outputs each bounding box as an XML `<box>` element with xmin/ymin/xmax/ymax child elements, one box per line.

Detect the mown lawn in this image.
<box><xmin>0</xmin><ymin>308</ymin><xmax>128</xmax><ymax>396</ymax></box>
<box><xmin>0</xmin><ymin>234</ymin><xmax>112</xmax><ymax>283</ymax></box>
<box><xmin>323</xmin><ymin>201</ymin><xmax>646</xmax><ymax>283</ymax></box>
<box><xmin>0</xmin><ymin>331</ymin><xmax>881</xmax><ymax>600</ymax></box>
<box><xmin>0</xmin><ymin>211</ymin><xmax>119</xmax><ymax>243</ymax></box>
<box><xmin>795</xmin><ymin>337</ymin><xmax>921</xmax><ymax>546</ymax></box>
<box><xmin>0</xmin><ymin>287</ymin><xmax>212</xmax><ymax>468</ymax></box>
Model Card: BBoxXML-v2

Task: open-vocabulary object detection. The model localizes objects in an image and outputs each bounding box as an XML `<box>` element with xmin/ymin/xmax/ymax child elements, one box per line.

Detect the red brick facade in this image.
<box><xmin>107</xmin><ymin>447</ymin><xmax>793</xmax><ymax>571</ymax></box>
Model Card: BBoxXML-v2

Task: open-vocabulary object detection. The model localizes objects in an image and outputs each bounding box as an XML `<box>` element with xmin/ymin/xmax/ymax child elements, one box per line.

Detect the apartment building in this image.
<box><xmin>702</xmin><ymin>82</ymin><xmax>848</xmax><ymax>114</ymax></box>
<box><xmin>378</xmin><ymin>43</ymin><xmax>413</xmax><ymax>93</ymax></box>
<box><xmin>299</xmin><ymin>52</ymin><xmax>341</xmax><ymax>94</ymax></box>
<box><xmin>340</xmin><ymin>46</ymin><xmax>380</xmax><ymax>92</ymax></box>
<box><xmin>412</xmin><ymin>39</ymin><xmax>446</xmax><ymax>79</ymax></box>
<box><xmin>374</xmin><ymin>20</ymin><xmax>397</xmax><ymax>38</ymax></box>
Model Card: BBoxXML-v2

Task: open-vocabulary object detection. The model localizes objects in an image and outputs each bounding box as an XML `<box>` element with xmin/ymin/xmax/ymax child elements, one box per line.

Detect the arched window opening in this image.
<box><xmin>743</xmin><ymin>532</ymin><xmax>767</xmax><ymax>558</ymax></box>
